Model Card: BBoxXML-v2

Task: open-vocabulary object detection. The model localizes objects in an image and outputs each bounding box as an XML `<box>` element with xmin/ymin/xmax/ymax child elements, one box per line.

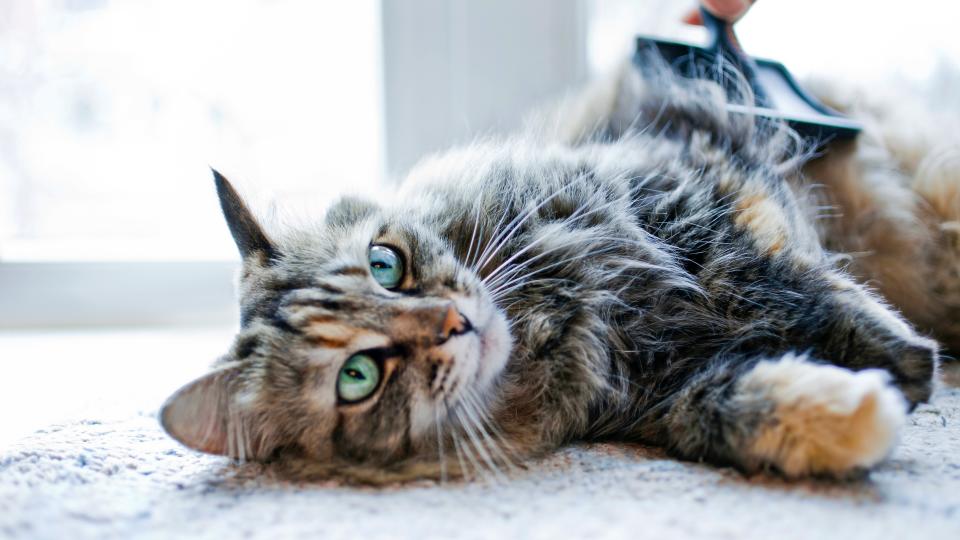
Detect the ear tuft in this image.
<box><xmin>160</xmin><ymin>364</ymin><xmax>269</xmax><ymax>460</ymax></box>
<box><xmin>211</xmin><ymin>168</ymin><xmax>276</xmax><ymax>261</ymax></box>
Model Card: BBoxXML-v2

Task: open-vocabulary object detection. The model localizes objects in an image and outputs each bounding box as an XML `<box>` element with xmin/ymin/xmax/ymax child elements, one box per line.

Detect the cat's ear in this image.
<box><xmin>325</xmin><ymin>195</ymin><xmax>379</xmax><ymax>227</ymax></box>
<box><xmin>212</xmin><ymin>169</ymin><xmax>276</xmax><ymax>261</ymax></box>
<box><xmin>160</xmin><ymin>364</ymin><xmax>274</xmax><ymax>459</ymax></box>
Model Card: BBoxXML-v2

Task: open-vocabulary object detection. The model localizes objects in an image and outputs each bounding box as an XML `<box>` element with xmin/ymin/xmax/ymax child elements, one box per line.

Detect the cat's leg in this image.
<box><xmin>807</xmin><ymin>272</ymin><xmax>939</xmax><ymax>407</ymax></box>
<box><xmin>660</xmin><ymin>352</ymin><xmax>907</xmax><ymax>478</ymax></box>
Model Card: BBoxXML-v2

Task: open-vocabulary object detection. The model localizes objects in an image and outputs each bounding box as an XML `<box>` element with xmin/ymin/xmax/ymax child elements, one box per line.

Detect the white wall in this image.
<box><xmin>381</xmin><ymin>0</ymin><xmax>588</xmax><ymax>177</ymax></box>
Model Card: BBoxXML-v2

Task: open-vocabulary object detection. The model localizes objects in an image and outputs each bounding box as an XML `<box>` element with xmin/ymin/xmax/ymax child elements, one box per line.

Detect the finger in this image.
<box><xmin>682</xmin><ymin>10</ymin><xmax>703</xmax><ymax>26</ymax></box>
<box><xmin>701</xmin><ymin>0</ymin><xmax>754</xmax><ymax>22</ymax></box>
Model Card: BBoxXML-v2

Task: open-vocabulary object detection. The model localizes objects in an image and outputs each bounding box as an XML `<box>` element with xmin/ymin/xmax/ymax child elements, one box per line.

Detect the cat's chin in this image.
<box><xmin>475</xmin><ymin>307</ymin><xmax>512</xmax><ymax>391</ymax></box>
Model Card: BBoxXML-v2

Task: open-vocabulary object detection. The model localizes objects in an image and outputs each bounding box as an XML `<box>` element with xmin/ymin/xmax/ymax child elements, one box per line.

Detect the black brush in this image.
<box><xmin>634</xmin><ymin>7</ymin><xmax>861</xmax><ymax>143</ymax></box>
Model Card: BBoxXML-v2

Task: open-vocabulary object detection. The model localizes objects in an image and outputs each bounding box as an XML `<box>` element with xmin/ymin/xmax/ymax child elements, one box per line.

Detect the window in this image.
<box><xmin>0</xmin><ymin>0</ymin><xmax>384</xmax><ymax>262</ymax></box>
<box><xmin>2</xmin><ymin>0</ymin><xmax>958</xmax><ymax>328</ymax></box>
<box><xmin>0</xmin><ymin>0</ymin><xmax>588</xmax><ymax>327</ymax></box>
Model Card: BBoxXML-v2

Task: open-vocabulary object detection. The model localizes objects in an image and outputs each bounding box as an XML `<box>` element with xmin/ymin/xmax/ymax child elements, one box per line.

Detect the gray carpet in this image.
<box><xmin>2</xmin><ymin>383</ymin><xmax>959</xmax><ymax>540</ymax></box>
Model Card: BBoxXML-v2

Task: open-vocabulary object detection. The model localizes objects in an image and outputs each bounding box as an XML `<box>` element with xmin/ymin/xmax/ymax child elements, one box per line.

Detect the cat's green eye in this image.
<box><xmin>337</xmin><ymin>354</ymin><xmax>381</xmax><ymax>403</ymax></box>
<box><xmin>369</xmin><ymin>245</ymin><xmax>403</xmax><ymax>289</ymax></box>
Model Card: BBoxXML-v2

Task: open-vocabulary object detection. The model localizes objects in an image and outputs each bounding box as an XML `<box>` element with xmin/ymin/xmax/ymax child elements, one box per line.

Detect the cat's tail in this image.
<box><xmin>803</xmin><ymin>66</ymin><xmax>960</xmax><ymax>368</ymax></box>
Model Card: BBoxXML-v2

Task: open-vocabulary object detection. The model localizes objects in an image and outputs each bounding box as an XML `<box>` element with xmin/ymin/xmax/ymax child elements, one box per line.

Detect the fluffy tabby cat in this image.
<box><xmin>161</xmin><ymin>58</ymin><xmax>959</xmax><ymax>482</ymax></box>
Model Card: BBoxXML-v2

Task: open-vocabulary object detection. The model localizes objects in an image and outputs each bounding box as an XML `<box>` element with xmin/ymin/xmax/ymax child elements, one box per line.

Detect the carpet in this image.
<box><xmin>2</xmin><ymin>383</ymin><xmax>958</xmax><ymax>540</ymax></box>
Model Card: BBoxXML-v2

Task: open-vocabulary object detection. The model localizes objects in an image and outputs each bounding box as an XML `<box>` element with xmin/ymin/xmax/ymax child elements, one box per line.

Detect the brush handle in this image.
<box><xmin>699</xmin><ymin>6</ymin><xmax>747</xmax><ymax>56</ymax></box>
<box><xmin>699</xmin><ymin>7</ymin><xmax>770</xmax><ymax>107</ymax></box>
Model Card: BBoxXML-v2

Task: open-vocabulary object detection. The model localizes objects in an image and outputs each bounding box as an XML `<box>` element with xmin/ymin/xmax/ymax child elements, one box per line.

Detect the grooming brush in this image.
<box><xmin>634</xmin><ymin>7</ymin><xmax>861</xmax><ymax>143</ymax></box>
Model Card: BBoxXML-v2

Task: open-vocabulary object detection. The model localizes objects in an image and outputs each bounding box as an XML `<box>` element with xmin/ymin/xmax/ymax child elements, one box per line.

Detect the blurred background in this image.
<box><xmin>2</xmin><ymin>0</ymin><xmax>959</xmax><ymax>446</ymax></box>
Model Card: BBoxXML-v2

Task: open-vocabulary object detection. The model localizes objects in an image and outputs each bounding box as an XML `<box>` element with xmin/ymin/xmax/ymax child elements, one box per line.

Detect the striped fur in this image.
<box><xmin>160</xmin><ymin>61</ymin><xmax>955</xmax><ymax>482</ymax></box>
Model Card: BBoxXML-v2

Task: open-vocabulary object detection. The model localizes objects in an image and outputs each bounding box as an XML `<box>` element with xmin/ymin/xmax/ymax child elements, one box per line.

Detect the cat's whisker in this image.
<box><xmin>480</xmin><ymin>183</ymin><xmax>661</xmax><ymax>288</ymax></box>
<box><xmin>485</xmin><ymin>242</ymin><xmax>614</xmax><ymax>294</ymax></box>
<box><xmin>229</xmin><ymin>406</ymin><xmax>239</xmax><ymax>462</ymax></box>
<box><xmin>237</xmin><ymin>408</ymin><xmax>250</xmax><ymax>463</ymax></box>
<box><xmin>474</xmin><ymin>210</ymin><xmax>496</xmax><ymax>271</ymax></box>
<box><xmin>460</xmin><ymin>390</ymin><xmax>514</xmax><ymax>471</ymax></box>
<box><xmin>485</xmin><ymin>236</ymin><xmax>612</xmax><ymax>293</ymax></box>
<box><xmin>471</xmin><ymin>213</ymin><xmax>492</xmax><ymax>271</ymax></box>
<box><xmin>463</xmin><ymin>388</ymin><xmax>522</xmax><ymax>469</ymax></box>
<box><xmin>475</xmin><ymin>195</ymin><xmax>554</xmax><ymax>274</ymax></box>
<box><xmin>452</xmin><ymin>411</ymin><xmax>492</xmax><ymax>483</ymax></box>
<box><xmin>488</xmin><ymin>240</ymin><xmax>667</xmax><ymax>302</ymax></box>
<box><xmin>451</xmin><ymin>433</ymin><xmax>473</xmax><ymax>482</ymax></box>
<box><xmin>463</xmin><ymin>404</ymin><xmax>508</xmax><ymax>482</ymax></box>
<box><xmin>471</xmin><ymin>202</ymin><xmax>514</xmax><ymax>273</ymax></box>
<box><xmin>474</xmin><ymin>169</ymin><xmax>602</xmax><ymax>276</ymax></box>
<box><xmin>435</xmin><ymin>405</ymin><xmax>448</xmax><ymax>484</ymax></box>
<box><xmin>498</xmin><ymin>232</ymin><xmax>674</xmax><ymax>281</ymax></box>
<box><xmin>462</xmin><ymin>202</ymin><xmax>484</xmax><ymax>270</ymax></box>
<box><xmin>480</xmin><ymin>185</ymin><xmax>618</xmax><ymax>286</ymax></box>
<box><xmin>489</xmin><ymin>276</ymin><xmax>578</xmax><ymax>302</ymax></box>
<box><xmin>490</xmin><ymin>270</ymin><xmax>570</xmax><ymax>302</ymax></box>
<box><xmin>235</xmin><ymin>409</ymin><xmax>246</xmax><ymax>463</ymax></box>
<box><xmin>226</xmin><ymin>407</ymin><xmax>236</xmax><ymax>462</ymax></box>
<box><xmin>454</xmin><ymin>402</ymin><xmax>506</xmax><ymax>482</ymax></box>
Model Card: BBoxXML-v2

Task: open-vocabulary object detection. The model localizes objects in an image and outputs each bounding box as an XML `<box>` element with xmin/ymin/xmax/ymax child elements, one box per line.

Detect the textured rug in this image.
<box><xmin>2</xmin><ymin>383</ymin><xmax>959</xmax><ymax>540</ymax></box>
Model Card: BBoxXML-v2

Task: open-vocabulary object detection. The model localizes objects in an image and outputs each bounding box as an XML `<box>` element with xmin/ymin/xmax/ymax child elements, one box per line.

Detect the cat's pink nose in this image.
<box><xmin>439</xmin><ymin>304</ymin><xmax>472</xmax><ymax>343</ymax></box>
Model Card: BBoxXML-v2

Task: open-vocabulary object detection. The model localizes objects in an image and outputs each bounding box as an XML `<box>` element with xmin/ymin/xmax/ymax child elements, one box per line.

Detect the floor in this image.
<box><xmin>0</xmin><ymin>327</ymin><xmax>235</xmax><ymax>449</ymax></box>
<box><xmin>2</xmin><ymin>329</ymin><xmax>959</xmax><ymax>540</ymax></box>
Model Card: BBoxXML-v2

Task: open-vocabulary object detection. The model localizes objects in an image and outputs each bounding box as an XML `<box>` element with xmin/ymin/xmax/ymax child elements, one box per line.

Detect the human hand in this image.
<box><xmin>683</xmin><ymin>0</ymin><xmax>755</xmax><ymax>25</ymax></box>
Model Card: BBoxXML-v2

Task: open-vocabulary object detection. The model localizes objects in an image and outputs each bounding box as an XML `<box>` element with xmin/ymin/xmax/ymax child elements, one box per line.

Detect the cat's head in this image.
<box><xmin>160</xmin><ymin>171</ymin><xmax>512</xmax><ymax>477</ymax></box>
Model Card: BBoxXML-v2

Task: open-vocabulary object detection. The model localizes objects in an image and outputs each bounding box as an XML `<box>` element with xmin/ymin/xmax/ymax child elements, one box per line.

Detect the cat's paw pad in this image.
<box><xmin>738</xmin><ymin>355</ymin><xmax>907</xmax><ymax>478</ymax></box>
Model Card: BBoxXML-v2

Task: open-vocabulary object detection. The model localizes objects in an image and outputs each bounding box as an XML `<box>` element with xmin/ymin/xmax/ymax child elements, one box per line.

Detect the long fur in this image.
<box><xmin>160</xmin><ymin>58</ymin><xmax>956</xmax><ymax>482</ymax></box>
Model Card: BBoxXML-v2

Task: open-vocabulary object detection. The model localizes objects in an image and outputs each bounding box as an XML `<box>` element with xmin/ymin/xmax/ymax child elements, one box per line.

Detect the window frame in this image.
<box><xmin>0</xmin><ymin>0</ymin><xmax>589</xmax><ymax>328</ymax></box>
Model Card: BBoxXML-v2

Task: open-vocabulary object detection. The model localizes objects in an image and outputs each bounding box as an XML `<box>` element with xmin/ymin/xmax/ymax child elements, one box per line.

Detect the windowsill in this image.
<box><xmin>0</xmin><ymin>237</ymin><xmax>238</xmax><ymax>263</ymax></box>
<box><xmin>0</xmin><ymin>325</ymin><xmax>236</xmax><ymax>451</ymax></box>
<box><xmin>0</xmin><ymin>260</ymin><xmax>240</xmax><ymax>328</ymax></box>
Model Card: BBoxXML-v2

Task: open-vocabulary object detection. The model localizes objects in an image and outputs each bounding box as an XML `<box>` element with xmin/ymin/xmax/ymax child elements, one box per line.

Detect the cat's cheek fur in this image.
<box><xmin>737</xmin><ymin>355</ymin><xmax>908</xmax><ymax>478</ymax></box>
<box><xmin>477</xmin><ymin>308</ymin><xmax>513</xmax><ymax>391</ymax></box>
<box><xmin>407</xmin><ymin>392</ymin><xmax>439</xmax><ymax>440</ymax></box>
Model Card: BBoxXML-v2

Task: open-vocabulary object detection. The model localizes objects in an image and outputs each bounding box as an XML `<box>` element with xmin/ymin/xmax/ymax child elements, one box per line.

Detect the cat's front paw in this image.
<box><xmin>737</xmin><ymin>355</ymin><xmax>907</xmax><ymax>478</ymax></box>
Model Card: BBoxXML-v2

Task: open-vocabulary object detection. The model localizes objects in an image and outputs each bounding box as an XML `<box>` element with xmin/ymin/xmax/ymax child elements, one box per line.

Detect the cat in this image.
<box><xmin>160</xmin><ymin>58</ymin><xmax>958</xmax><ymax>483</ymax></box>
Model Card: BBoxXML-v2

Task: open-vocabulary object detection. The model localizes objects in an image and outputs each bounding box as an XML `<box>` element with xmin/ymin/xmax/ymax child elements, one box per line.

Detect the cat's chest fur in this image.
<box><xmin>405</xmin><ymin>136</ymin><xmax>831</xmax><ymax>445</ymax></box>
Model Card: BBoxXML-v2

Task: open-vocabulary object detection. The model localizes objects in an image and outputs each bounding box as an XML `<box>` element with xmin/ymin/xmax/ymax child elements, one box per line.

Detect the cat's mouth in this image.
<box><xmin>456</xmin><ymin>295</ymin><xmax>512</xmax><ymax>394</ymax></box>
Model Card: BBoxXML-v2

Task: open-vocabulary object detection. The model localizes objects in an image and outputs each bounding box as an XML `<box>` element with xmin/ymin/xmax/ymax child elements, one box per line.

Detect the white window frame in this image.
<box><xmin>0</xmin><ymin>261</ymin><xmax>239</xmax><ymax>328</ymax></box>
<box><xmin>0</xmin><ymin>0</ymin><xmax>589</xmax><ymax>329</ymax></box>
